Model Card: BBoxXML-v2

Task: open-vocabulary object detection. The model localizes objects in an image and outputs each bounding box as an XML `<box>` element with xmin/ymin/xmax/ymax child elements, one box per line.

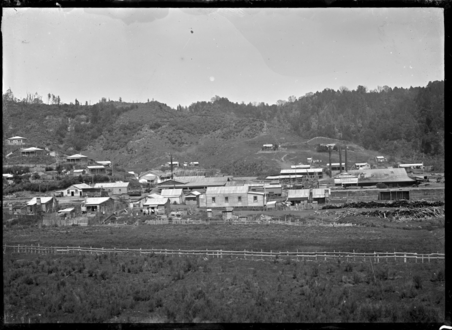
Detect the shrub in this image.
<box><xmin>403</xmin><ymin>305</ymin><xmax>439</xmax><ymax>323</ymax></box>
<box><xmin>375</xmin><ymin>268</ymin><xmax>389</xmax><ymax>281</ymax></box>
<box><xmin>344</xmin><ymin>264</ymin><xmax>353</xmax><ymax>272</ymax></box>
<box><xmin>412</xmin><ymin>275</ymin><xmax>422</xmax><ymax>289</ymax></box>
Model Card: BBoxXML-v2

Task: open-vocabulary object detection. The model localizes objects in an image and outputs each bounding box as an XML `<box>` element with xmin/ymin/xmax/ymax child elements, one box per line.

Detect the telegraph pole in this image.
<box><xmin>344</xmin><ymin>145</ymin><xmax>348</xmax><ymax>173</ymax></box>
<box><xmin>328</xmin><ymin>146</ymin><xmax>332</xmax><ymax>178</ymax></box>
<box><xmin>170</xmin><ymin>154</ymin><xmax>174</xmax><ymax>180</ymax></box>
<box><xmin>338</xmin><ymin>146</ymin><xmax>342</xmax><ymax>173</ymax></box>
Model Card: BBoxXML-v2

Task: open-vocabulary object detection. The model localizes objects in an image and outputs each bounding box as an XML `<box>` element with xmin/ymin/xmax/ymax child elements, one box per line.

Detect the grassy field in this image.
<box><xmin>3</xmin><ymin>218</ymin><xmax>444</xmax><ymax>254</ymax></box>
<box><xmin>3</xmin><ymin>251</ymin><xmax>445</xmax><ymax>323</ymax></box>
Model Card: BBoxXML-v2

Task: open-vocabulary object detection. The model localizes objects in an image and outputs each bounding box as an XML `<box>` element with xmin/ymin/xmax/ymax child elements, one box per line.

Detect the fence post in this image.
<box><xmin>221</xmin><ymin>249</ymin><xmax>223</xmax><ymax>259</ymax></box>
<box><xmin>244</xmin><ymin>250</ymin><xmax>246</xmax><ymax>260</ymax></box>
<box><xmin>353</xmin><ymin>250</ymin><xmax>355</xmax><ymax>262</ymax></box>
<box><xmin>179</xmin><ymin>249</ymin><xmax>181</xmax><ymax>258</ymax></box>
<box><xmin>415</xmin><ymin>253</ymin><xmax>417</xmax><ymax>263</ymax></box>
<box><xmin>140</xmin><ymin>248</ymin><xmax>142</xmax><ymax>255</ymax></box>
<box><xmin>404</xmin><ymin>253</ymin><xmax>406</xmax><ymax>263</ymax></box>
<box><xmin>421</xmin><ymin>254</ymin><xmax>423</xmax><ymax>263</ymax></box>
<box><xmin>79</xmin><ymin>246</ymin><xmax>81</xmax><ymax>255</ymax></box>
<box><xmin>67</xmin><ymin>246</ymin><xmax>69</xmax><ymax>255</ymax></box>
<box><xmin>91</xmin><ymin>246</ymin><xmax>93</xmax><ymax>255</ymax></box>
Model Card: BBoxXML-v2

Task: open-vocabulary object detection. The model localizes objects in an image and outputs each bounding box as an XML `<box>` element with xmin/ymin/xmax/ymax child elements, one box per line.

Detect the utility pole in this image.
<box><xmin>344</xmin><ymin>145</ymin><xmax>348</xmax><ymax>173</ymax></box>
<box><xmin>328</xmin><ymin>146</ymin><xmax>333</xmax><ymax>178</ymax></box>
<box><xmin>338</xmin><ymin>146</ymin><xmax>342</xmax><ymax>173</ymax></box>
<box><xmin>170</xmin><ymin>154</ymin><xmax>174</xmax><ymax>180</ymax></box>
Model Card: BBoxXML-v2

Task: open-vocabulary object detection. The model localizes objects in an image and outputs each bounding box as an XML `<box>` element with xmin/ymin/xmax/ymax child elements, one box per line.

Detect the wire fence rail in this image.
<box><xmin>3</xmin><ymin>244</ymin><xmax>444</xmax><ymax>264</ymax></box>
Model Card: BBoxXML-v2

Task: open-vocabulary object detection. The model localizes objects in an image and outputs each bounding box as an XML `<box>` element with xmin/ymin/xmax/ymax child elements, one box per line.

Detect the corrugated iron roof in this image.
<box><xmin>85</xmin><ymin>197</ymin><xmax>111</xmax><ymax>205</ymax></box>
<box><xmin>27</xmin><ymin>197</ymin><xmax>54</xmax><ymax>205</ymax></box>
<box><xmin>206</xmin><ymin>186</ymin><xmax>249</xmax><ymax>194</ymax></box>
<box><xmin>173</xmin><ymin>176</ymin><xmax>206</xmax><ymax>182</ymax></box>
<box><xmin>58</xmin><ymin>208</ymin><xmax>75</xmax><ymax>213</ymax></box>
<box><xmin>348</xmin><ymin>168</ymin><xmax>415</xmax><ymax>183</ymax></box>
<box><xmin>21</xmin><ymin>147</ymin><xmax>44</xmax><ymax>152</ymax></box>
<box><xmin>161</xmin><ymin>189</ymin><xmax>183</xmax><ymax>196</ymax></box>
<box><xmin>8</xmin><ymin>136</ymin><xmax>27</xmax><ymax>140</ymax></box>
<box><xmin>67</xmin><ymin>154</ymin><xmax>88</xmax><ymax>159</ymax></box>
<box><xmin>182</xmin><ymin>181</ymin><xmax>227</xmax><ymax>188</ymax></box>
<box><xmin>94</xmin><ymin>182</ymin><xmax>129</xmax><ymax>188</ymax></box>
<box><xmin>87</xmin><ymin>166</ymin><xmax>105</xmax><ymax>169</ymax></box>
<box><xmin>280</xmin><ymin>169</ymin><xmax>323</xmax><ymax>174</ymax></box>
<box><xmin>143</xmin><ymin>197</ymin><xmax>168</xmax><ymax>206</ymax></box>
<box><xmin>287</xmin><ymin>189</ymin><xmax>309</xmax><ymax>198</ymax></box>
<box><xmin>71</xmin><ymin>183</ymin><xmax>92</xmax><ymax>189</ymax></box>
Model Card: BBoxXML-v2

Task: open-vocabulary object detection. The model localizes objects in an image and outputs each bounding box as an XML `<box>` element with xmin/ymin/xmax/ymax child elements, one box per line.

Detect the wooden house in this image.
<box><xmin>6</xmin><ymin>136</ymin><xmax>28</xmax><ymax>145</ymax></box>
<box><xmin>94</xmin><ymin>182</ymin><xmax>129</xmax><ymax>195</ymax></box>
<box><xmin>27</xmin><ymin>196</ymin><xmax>58</xmax><ymax>213</ymax></box>
<box><xmin>83</xmin><ymin>197</ymin><xmax>115</xmax><ymax>214</ymax></box>
<box><xmin>161</xmin><ymin>188</ymin><xmax>184</xmax><ymax>204</ymax></box>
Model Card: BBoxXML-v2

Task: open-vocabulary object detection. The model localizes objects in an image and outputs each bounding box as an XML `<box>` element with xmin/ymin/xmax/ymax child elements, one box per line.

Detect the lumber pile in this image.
<box><xmin>322</xmin><ymin>200</ymin><xmax>444</xmax><ymax>210</ymax></box>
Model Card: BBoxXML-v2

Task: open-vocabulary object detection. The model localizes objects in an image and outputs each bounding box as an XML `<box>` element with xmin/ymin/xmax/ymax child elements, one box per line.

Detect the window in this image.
<box><xmin>225</xmin><ymin>197</ymin><xmax>229</xmax><ymax>203</ymax></box>
<box><xmin>67</xmin><ymin>190</ymin><xmax>70</xmax><ymax>194</ymax></box>
<box><xmin>238</xmin><ymin>196</ymin><xmax>242</xmax><ymax>202</ymax></box>
<box><xmin>119</xmin><ymin>189</ymin><xmax>121</xmax><ymax>192</ymax></box>
<box><xmin>253</xmin><ymin>196</ymin><xmax>258</xmax><ymax>203</ymax></box>
<box><xmin>212</xmin><ymin>197</ymin><xmax>216</xmax><ymax>203</ymax></box>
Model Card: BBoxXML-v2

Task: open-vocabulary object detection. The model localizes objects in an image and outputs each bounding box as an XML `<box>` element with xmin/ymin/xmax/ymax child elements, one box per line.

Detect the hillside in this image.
<box><xmin>2</xmin><ymin>81</ymin><xmax>444</xmax><ymax>174</ymax></box>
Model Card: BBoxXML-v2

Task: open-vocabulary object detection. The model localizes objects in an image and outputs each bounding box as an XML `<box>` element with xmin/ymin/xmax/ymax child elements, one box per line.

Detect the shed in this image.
<box><xmin>83</xmin><ymin>197</ymin><xmax>114</xmax><ymax>213</ymax></box>
<box><xmin>58</xmin><ymin>208</ymin><xmax>76</xmax><ymax>218</ymax></box>
<box><xmin>96</xmin><ymin>161</ymin><xmax>112</xmax><ymax>167</ymax></box>
<box><xmin>287</xmin><ymin>189</ymin><xmax>310</xmax><ymax>204</ymax></box>
<box><xmin>184</xmin><ymin>191</ymin><xmax>201</xmax><ymax>205</ymax></box>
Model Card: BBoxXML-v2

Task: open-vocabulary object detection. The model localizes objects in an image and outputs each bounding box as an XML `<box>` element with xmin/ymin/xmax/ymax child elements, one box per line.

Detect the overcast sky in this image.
<box><xmin>3</xmin><ymin>8</ymin><xmax>444</xmax><ymax>108</ymax></box>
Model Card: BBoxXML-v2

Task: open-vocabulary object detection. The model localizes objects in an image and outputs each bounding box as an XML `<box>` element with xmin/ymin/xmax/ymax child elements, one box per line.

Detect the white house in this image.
<box><xmin>7</xmin><ymin>136</ymin><xmax>28</xmax><ymax>145</ymax></box>
<box><xmin>27</xmin><ymin>196</ymin><xmax>58</xmax><ymax>213</ymax></box>
<box><xmin>96</xmin><ymin>161</ymin><xmax>112</xmax><ymax>167</ymax></box>
<box><xmin>21</xmin><ymin>147</ymin><xmax>45</xmax><ymax>157</ymax></box>
<box><xmin>66</xmin><ymin>154</ymin><xmax>88</xmax><ymax>164</ymax></box>
<box><xmin>62</xmin><ymin>183</ymin><xmax>92</xmax><ymax>197</ymax></box>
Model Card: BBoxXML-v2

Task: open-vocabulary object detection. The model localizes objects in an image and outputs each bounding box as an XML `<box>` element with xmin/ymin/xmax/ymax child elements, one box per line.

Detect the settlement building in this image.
<box><xmin>375</xmin><ymin>156</ymin><xmax>386</xmax><ymax>163</ymax></box>
<box><xmin>161</xmin><ymin>189</ymin><xmax>184</xmax><ymax>204</ymax></box>
<box><xmin>83</xmin><ymin>197</ymin><xmax>115</xmax><ymax>213</ymax></box>
<box><xmin>87</xmin><ymin>165</ymin><xmax>106</xmax><ymax>175</ymax></box>
<box><xmin>21</xmin><ymin>147</ymin><xmax>45</xmax><ymax>157</ymax></box>
<box><xmin>184</xmin><ymin>191</ymin><xmax>201</xmax><ymax>205</ymax></box>
<box><xmin>355</xmin><ymin>163</ymin><xmax>371</xmax><ymax>170</ymax></box>
<box><xmin>7</xmin><ymin>136</ymin><xmax>28</xmax><ymax>145</ymax></box>
<box><xmin>27</xmin><ymin>196</ymin><xmax>58</xmax><ymax>213</ymax></box>
<box><xmin>63</xmin><ymin>183</ymin><xmax>92</xmax><ymax>197</ymax></box>
<box><xmin>348</xmin><ymin>168</ymin><xmax>416</xmax><ymax>187</ymax></box>
<box><xmin>96</xmin><ymin>161</ymin><xmax>112</xmax><ymax>167</ymax></box>
<box><xmin>142</xmin><ymin>197</ymin><xmax>170</xmax><ymax>214</ymax></box>
<box><xmin>66</xmin><ymin>154</ymin><xmax>88</xmax><ymax>164</ymax></box>
<box><xmin>94</xmin><ymin>182</ymin><xmax>129</xmax><ymax>195</ymax></box>
<box><xmin>200</xmin><ymin>186</ymin><xmax>265</xmax><ymax>208</ymax></box>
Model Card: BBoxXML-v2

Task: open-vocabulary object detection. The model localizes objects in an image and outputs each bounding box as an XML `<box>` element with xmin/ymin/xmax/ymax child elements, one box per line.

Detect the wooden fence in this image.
<box><xmin>3</xmin><ymin>244</ymin><xmax>444</xmax><ymax>264</ymax></box>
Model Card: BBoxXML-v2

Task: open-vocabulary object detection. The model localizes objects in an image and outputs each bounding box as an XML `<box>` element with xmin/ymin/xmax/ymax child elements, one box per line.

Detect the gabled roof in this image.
<box><xmin>348</xmin><ymin>168</ymin><xmax>415</xmax><ymax>184</ymax></box>
<box><xmin>182</xmin><ymin>180</ymin><xmax>227</xmax><ymax>188</ymax></box>
<box><xmin>85</xmin><ymin>197</ymin><xmax>112</xmax><ymax>205</ymax></box>
<box><xmin>21</xmin><ymin>147</ymin><xmax>44</xmax><ymax>152</ymax></box>
<box><xmin>96</xmin><ymin>161</ymin><xmax>111</xmax><ymax>166</ymax></box>
<box><xmin>87</xmin><ymin>166</ymin><xmax>105</xmax><ymax>169</ymax></box>
<box><xmin>161</xmin><ymin>189</ymin><xmax>183</xmax><ymax>197</ymax></box>
<box><xmin>143</xmin><ymin>197</ymin><xmax>169</xmax><ymax>206</ymax></box>
<box><xmin>94</xmin><ymin>182</ymin><xmax>129</xmax><ymax>189</ymax></box>
<box><xmin>67</xmin><ymin>154</ymin><xmax>88</xmax><ymax>159</ymax></box>
<box><xmin>280</xmin><ymin>168</ymin><xmax>323</xmax><ymax>174</ymax></box>
<box><xmin>58</xmin><ymin>208</ymin><xmax>75</xmax><ymax>213</ymax></box>
<box><xmin>8</xmin><ymin>136</ymin><xmax>27</xmax><ymax>140</ymax></box>
<box><xmin>73</xmin><ymin>169</ymin><xmax>85</xmax><ymax>173</ymax></box>
<box><xmin>173</xmin><ymin>176</ymin><xmax>206</xmax><ymax>182</ymax></box>
<box><xmin>27</xmin><ymin>196</ymin><xmax>54</xmax><ymax>205</ymax></box>
<box><xmin>206</xmin><ymin>186</ymin><xmax>249</xmax><ymax>194</ymax></box>
<box><xmin>147</xmin><ymin>193</ymin><xmax>162</xmax><ymax>198</ymax></box>
<box><xmin>69</xmin><ymin>183</ymin><xmax>92</xmax><ymax>189</ymax></box>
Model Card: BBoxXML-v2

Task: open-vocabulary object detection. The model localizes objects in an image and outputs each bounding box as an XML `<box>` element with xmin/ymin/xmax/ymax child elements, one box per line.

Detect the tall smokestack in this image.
<box><xmin>338</xmin><ymin>146</ymin><xmax>342</xmax><ymax>173</ymax></box>
<box><xmin>344</xmin><ymin>145</ymin><xmax>348</xmax><ymax>173</ymax></box>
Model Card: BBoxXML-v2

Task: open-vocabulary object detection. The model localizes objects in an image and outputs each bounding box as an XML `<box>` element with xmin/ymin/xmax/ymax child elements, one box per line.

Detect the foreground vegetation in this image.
<box><xmin>3</xmin><ymin>218</ymin><xmax>444</xmax><ymax>254</ymax></box>
<box><xmin>3</xmin><ymin>251</ymin><xmax>445</xmax><ymax>323</ymax></box>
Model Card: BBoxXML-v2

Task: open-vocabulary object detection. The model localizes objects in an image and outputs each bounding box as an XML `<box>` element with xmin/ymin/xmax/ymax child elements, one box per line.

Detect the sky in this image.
<box><xmin>2</xmin><ymin>8</ymin><xmax>444</xmax><ymax>109</ymax></box>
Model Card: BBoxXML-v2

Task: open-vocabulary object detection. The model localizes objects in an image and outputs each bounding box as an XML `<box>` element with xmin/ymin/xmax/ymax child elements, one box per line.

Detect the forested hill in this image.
<box><xmin>2</xmin><ymin>81</ymin><xmax>444</xmax><ymax>173</ymax></box>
